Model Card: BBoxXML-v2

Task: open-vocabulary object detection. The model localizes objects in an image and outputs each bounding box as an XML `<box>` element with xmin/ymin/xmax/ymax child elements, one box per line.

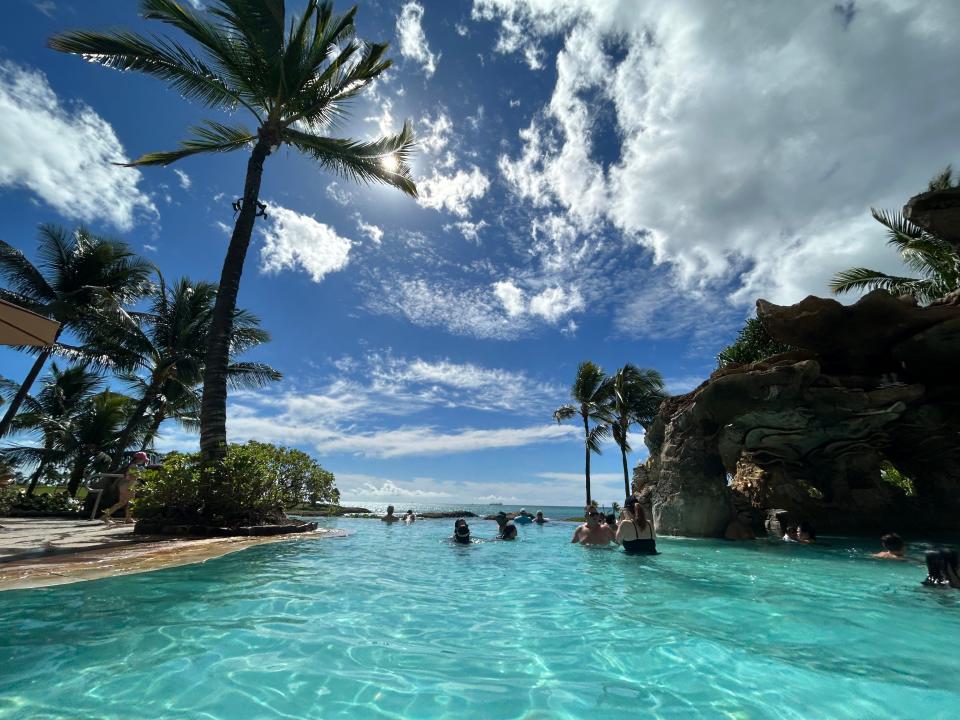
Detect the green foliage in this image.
<box><xmin>880</xmin><ymin>461</ymin><xmax>916</xmax><ymax>496</ymax></box>
<box><xmin>717</xmin><ymin>317</ymin><xmax>794</xmax><ymax>368</ymax></box>
<box><xmin>135</xmin><ymin>442</ymin><xmax>339</xmax><ymax>526</ymax></box>
<box><xmin>830</xmin><ymin>167</ymin><xmax>960</xmax><ymax>304</ymax></box>
<box><xmin>0</xmin><ymin>487</ymin><xmax>83</xmax><ymax>516</ymax></box>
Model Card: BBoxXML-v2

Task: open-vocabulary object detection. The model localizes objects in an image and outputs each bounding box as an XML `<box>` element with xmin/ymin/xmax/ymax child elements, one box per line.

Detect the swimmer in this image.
<box><xmin>494</xmin><ymin>511</ymin><xmax>519</xmax><ymax>540</ymax></box>
<box><xmin>872</xmin><ymin>533</ymin><xmax>906</xmax><ymax>560</ymax></box>
<box><xmin>404</xmin><ymin>509</ymin><xmax>416</xmax><ymax>524</ymax></box>
<box><xmin>616</xmin><ymin>496</ymin><xmax>658</xmax><ymax>555</ymax></box>
<box><xmin>571</xmin><ymin>507</ymin><xmax>616</xmax><ymax>546</ymax></box>
<box><xmin>381</xmin><ymin>505</ymin><xmax>399</xmax><ymax>523</ymax></box>
<box><xmin>533</xmin><ymin>510</ymin><xmax>548</xmax><ymax>524</ymax></box>
<box><xmin>453</xmin><ymin>519</ymin><xmax>471</xmax><ymax>544</ymax></box>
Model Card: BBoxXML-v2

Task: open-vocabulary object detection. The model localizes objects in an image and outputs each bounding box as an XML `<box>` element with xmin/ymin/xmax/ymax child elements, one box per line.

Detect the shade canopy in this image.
<box><xmin>0</xmin><ymin>299</ymin><xmax>60</xmax><ymax>347</ymax></box>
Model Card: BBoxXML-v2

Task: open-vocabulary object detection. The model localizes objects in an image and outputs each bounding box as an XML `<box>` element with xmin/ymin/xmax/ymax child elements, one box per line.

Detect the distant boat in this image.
<box><xmin>489</xmin><ymin>502</ymin><xmax>503</xmax><ymax>506</ymax></box>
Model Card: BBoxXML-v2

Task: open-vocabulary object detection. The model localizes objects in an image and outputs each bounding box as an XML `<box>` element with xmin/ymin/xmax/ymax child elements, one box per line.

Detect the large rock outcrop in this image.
<box><xmin>644</xmin><ymin>290</ymin><xmax>960</xmax><ymax>537</ymax></box>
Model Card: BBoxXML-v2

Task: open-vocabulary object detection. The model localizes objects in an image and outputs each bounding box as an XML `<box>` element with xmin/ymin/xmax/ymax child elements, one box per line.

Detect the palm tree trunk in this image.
<box><xmin>25</xmin><ymin>460</ymin><xmax>48</xmax><ymax>496</ymax></box>
<box><xmin>110</xmin><ymin>373</ymin><xmax>162</xmax><ymax>470</ymax></box>
<box><xmin>583</xmin><ymin>413</ymin><xmax>592</xmax><ymax>506</ymax></box>
<box><xmin>199</xmin><ymin>137</ymin><xmax>272</xmax><ymax>463</ymax></box>
<box><xmin>621</xmin><ymin>443</ymin><xmax>630</xmax><ymax>500</ymax></box>
<box><xmin>0</xmin><ymin>348</ymin><xmax>52</xmax><ymax>438</ymax></box>
<box><xmin>66</xmin><ymin>457</ymin><xmax>87</xmax><ymax>497</ymax></box>
<box><xmin>140</xmin><ymin>411</ymin><xmax>165</xmax><ymax>452</ymax></box>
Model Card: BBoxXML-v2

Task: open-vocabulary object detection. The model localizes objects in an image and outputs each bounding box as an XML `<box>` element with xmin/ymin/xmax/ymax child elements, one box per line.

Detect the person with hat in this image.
<box><xmin>101</xmin><ymin>451</ymin><xmax>150</xmax><ymax>524</ymax></box>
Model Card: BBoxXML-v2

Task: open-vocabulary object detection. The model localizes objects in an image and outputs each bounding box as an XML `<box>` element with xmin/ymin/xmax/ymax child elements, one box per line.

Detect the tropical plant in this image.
<box><xmin>135</xmin><ymin>441</ymin><xmax>339</xmax><ymax>526</ymax></box>
<box><xmin>717</xmin><ymin>317</ymin><xmax>794</xmax><ymax>368</ymax></box>
<box><xmin>0</xmin><ymin>363</ymin><xmax>104</xmax><ymax>495</ymax></box>
<box><xmin>553</xmin><ymin>361</ymin><xmax>610</xmax><ymax>506</ymax></box>
<box><xmin>51</xmin><ymin>0</ymin><xmax>418</xmax><ymax>462</ymax></box>
<box><xmin>0</xmin><ymin>225</ymin><xmax>151</xmax><ymax>438</ymax></box>
<box><xmin>830</xmin><ymin>167</ymin><xmax>960</xmax><ymax>304</ymax></box>
<box><xmin>3</xmin><ymin>390</ymin><xmax>140</xmax><ymax>496</ymax></box>
<box><xmin>102</xmin><ymin>274</ymin><xmax>281</xmax><ymax>468</ymax></box>
<box><xmin>603</xmin><ymin>364</ymin><xmax>666</xmax><ymax>499</ymax></box>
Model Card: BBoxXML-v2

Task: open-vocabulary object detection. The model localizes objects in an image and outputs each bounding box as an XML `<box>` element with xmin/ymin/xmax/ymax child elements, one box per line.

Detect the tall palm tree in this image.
<box><xmin>830</xmin><ymin>167</ymin><xmax>960</xmax><ymax>304</ymax></box>
<box><xmin>603</xmin><ymin>364</ymin><xmax>665</xmax><ymax>500</ymax></box>
<box><xmin>104</xmin><ymin>274</ymin><xmax>281</xmax><ymax>467</ymax></box>
<box><xmin>1</xmin><ymin>364</ymin><xmax>104</xmax><ymax>495</ymax></box>
<box><xmin>51</xmin><ymin>1</ymin><xmax>418</xmax><ymax>462</ymax></box>
<box><xmin>61</xmin><ymin>391</ymin><xmax>140</xmax><ymax>496</ymax></box>
<box><xmin>0</xmin><ymin>226</ymin><xmax>151</xmax><ymax>438</ymax></box>
<box><xmin>553</xmin><ymin>361</ymin><xmax>610</xmax><ymax>506</ymax></box>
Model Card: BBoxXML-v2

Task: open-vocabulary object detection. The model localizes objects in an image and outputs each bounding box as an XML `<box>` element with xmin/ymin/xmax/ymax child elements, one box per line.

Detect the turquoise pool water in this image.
<box><xmin>2</xmin><ymin>517</ymin><xmax>959</xmax><ymax>719</ymax></box>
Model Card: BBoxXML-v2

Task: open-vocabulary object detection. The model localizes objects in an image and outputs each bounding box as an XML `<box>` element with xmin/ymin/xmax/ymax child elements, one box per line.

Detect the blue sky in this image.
<box><xmin>2</xmin><ymin>0</ymin><xmax>958</xmax><ymax>506</ymax></box>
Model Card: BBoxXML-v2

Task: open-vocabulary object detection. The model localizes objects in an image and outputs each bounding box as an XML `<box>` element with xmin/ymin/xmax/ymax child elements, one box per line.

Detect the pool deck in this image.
<box><xmin>0</xmin><ymin>517</ymin><xmax>344</xmax><ymax>592</ymax></box>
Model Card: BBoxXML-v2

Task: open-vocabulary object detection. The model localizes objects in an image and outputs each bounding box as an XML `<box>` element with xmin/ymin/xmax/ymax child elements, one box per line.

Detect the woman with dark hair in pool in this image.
<box><xmin>616</xmin><ymin>496</ymin><xmax>658</xmax><ymax>555</ymax></box>
<box><xmin>924</xmin><ymin>549</ymin><xmax>960</xmax><ymax>588</ymax></box>
<box><xmin>453</xmin><ymin>519</ymin><xmax>471</xmax><ymax>544</ymax></box>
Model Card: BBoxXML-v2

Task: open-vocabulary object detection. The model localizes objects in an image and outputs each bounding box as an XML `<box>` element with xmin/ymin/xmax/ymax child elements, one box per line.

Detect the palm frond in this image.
<box><xmin>0</xmin><ymin>240</ymin><xmax>55</xmax><ymax>303</ymax></box>
<box><xmin>586</xmin><ymin>423</ymin><xmax>608</xmax><ymax>455</ymax></box>
<box><xmin>828</xmin><ymin>267</ymin><xmax>930</xmax><ymax>297</ymax></box>
<box><xmin>553</xmin><ymin>405</ymin><xmax>576</xmax><ymax>423</ymax></box>
<box><xmin>226</xmin><ymin>361</ymin><xmax>282</xmax><ymax>389</ymax></box>
<box><xmin>280</xmin><ymin>121</ymin><xmax>417</xmax><ymax>197</ymax></box>
<box><xmin>125</xmin><ymin>121</ymin><xmax>256</xmax><ymax>166</ymax></box>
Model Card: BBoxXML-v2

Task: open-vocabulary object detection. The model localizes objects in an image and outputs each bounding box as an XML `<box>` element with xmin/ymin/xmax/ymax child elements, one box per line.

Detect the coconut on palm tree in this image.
<box><xmin>102</xmin><ymin>274</ymin><xmax>281</xmax><ymax>469</ymax></box>
<box><xmin>553</xmin><ymin>361</ymin><xmax>610</xmax><ymax>506</ymax></box>
<box><xmin>603</xmin><ymin>364</ymin><xmax>665</xmax><ymax>500</ymax></box>
<box><xmin>0</xmin><ymin>226</ymin><xmax>151</xmax><ymax>439</ymax></box>
<box><xmin>51</xmin><ymin>0</ymin><xmax>418</xmax><ymax>462</ymax></box>
<box><xmin>830</xmin><ymin>167</ymin><xmax>960</xmax><ymax>304</ymax></box>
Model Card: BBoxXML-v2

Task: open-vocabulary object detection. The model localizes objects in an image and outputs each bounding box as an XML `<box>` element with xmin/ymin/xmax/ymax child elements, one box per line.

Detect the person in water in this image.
<box><xmin>616</xmin><ymin>496</ymin><xmax>658</xmax><ymax>554</ymax></box>
<box><xmin>571</xmin><ymin>507</ymin><xmax>616</xmax><ymax>545</ymax></box>
<box><xmin>783</xmin><ymin>525</ymin><xmax>799</xmax><ymax>542</ymax></box>
<box><xmin>533</xmin><ymin>510</ymin><xmax>548</xmax><ymax>524</ymax></box>
<box><xmin>101</xmin><ymin>451</ymin><xmax>149</xmax><ymax>524</ymax></box>
<box><xmin>604</xmin><ymin>512</ymin><xmax>617</xmax><ymax>529</ymax></box>
<box><xmin>403</xmin><ymin>509</ymin><xmax>416</xmax><ymax>524</ymax></box>
<box><xmin>797</xmin><ymin>520</ymin><xmax>817</xmax><ymax>544</ymax></box>
<box><xmin>381</xmin><ymin>505</ymin><xmax>399</xmax><ymax>523</ymax></box>
<box><xmin>923</xmin><ymin>549</ymin><xmax>960</xmax><ymax>588</ymax></box>
<box><xmin>453</xmin><ymin>519</ymin><xmax>471</xmax><ymax>544</ymax></box>
<box><xmin>494</xmin><ymin>511</ymin><xmax>518</xmax><ymax>540</ymax></box>
<box><xmin>872</xmin><ymin>533</ymin><xmax>906</xmax><ymax>560</ymax></box>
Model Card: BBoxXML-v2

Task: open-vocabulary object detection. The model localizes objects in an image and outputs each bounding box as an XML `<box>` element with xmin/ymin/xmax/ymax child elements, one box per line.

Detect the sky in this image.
<box><xmin>1</xmin><ymin>0</ymin><xmax>958</xmax><ymax>507</ymax></box>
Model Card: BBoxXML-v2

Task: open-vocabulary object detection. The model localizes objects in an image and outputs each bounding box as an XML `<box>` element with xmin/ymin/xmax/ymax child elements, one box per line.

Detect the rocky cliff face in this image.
<box><xmin>642</xmin><ymin>290</ymin><xmax>960</xmax><ymax>537</ymax></box>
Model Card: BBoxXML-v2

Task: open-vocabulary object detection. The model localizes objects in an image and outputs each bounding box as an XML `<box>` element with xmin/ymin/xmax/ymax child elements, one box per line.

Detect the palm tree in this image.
<box><xmin>830</xmin><ymin>167</ymin><xmax>960</xmax><ymax>304</ymax></box>
<box><xmin>51</xmin><ymin>1</ymin><xmax>418</xmax><ymax>462</ymax></box>
<box><xmin>1</xmin><ymin>364</ymin><xmax>104</xmax><ymax>495</ymax></box>
<box><xmin>603</xmin><ymin>364</ymin><xmax>665</xmax><ymax>500</ymax></box>
<box><xmin>0</xmin><ymin>226</ymin><xmax>151</xmax><ymax>439</ymax></box>
<box><xmin>104</xmin><ymin>274</ymin><xmax>281</xmax><ymax>467</ymax></box>
<box><xmin>61</xmin><ymin>391</ymin><xmax>141</xmax><ymax>497</ymax></box>
<box><xmin>553</xmin><ymin>361</ymin><xmax>610</xmax><ymax>506</ymax></box>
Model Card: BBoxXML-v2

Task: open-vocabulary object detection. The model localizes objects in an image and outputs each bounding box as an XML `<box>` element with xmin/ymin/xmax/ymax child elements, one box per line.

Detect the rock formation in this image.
<box><xmin>643</xmin><ymin>290</ymin><xmax>960</xmax><ymax>537</ymax></box>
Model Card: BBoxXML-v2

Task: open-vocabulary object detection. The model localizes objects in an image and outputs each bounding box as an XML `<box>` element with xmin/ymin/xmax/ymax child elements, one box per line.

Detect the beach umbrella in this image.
<box><xmin>0</xmin><ymin>298</ymin><xmax>59</xmax><ymax>347</ymax></box>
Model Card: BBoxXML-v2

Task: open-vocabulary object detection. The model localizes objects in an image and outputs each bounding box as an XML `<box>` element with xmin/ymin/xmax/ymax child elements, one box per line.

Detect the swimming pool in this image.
<box><xmin>2</xmin><ymin>517</ymin><xmax>958</xmax><ymax>719</ymax></box>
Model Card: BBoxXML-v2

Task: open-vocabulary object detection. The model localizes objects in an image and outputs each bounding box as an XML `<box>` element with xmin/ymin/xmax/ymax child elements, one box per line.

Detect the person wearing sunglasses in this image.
<box><xmin>571</xmin><ymin>506</ymin><xmax>616</xmax><ymax>545</ymax></box>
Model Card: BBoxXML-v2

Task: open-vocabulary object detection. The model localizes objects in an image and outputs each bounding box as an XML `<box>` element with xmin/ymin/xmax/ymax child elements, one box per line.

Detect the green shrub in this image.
<box><xmin>717</xmin><ymin>317</ymin><xmax>795</xmax><ymax>368</ymax></box>
<box><xmin>0</xmin><ymin>488</ymin><xmax>84</xmax><ymax>516</ymax></box>
<box><xmin>135</xmin><ymin>442</ymin><xmax>339</xmax><ymax>526</ymax></box>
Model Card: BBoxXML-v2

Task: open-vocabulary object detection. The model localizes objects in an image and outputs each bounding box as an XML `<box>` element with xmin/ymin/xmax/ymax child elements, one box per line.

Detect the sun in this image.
<box><xmin>380</xmin><ymin>154</ymin><xmax>399</xmax><ymax>173</ymax></box>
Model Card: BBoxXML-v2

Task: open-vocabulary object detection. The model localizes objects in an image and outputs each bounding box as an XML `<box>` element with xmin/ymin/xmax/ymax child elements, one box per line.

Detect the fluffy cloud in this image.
<box><xmin>475</xmin><ymin>0</ymin><xmax>960</xmax><ymax>306</ymax></box>
<box><xmin>0</xmin><ymin>60</ymin><xmax>156</xmax><ymax>230</ymax></box>
<box><xmin>446</xmin><ymin>219</ymin><xmax>488</xmax><ymax>244</ymax></box>
<box><xmin>258</xmin><ymin>204</ymin><xmax>352</xmax><ymax>282</ymax></box>
<box><xmin>355</xmin><ymin>215</ymin><xmax>384</xmax><ymax>245</ymax></box>
<box><xmin>397</xmin><ymin>2</ymin><xmax>439</xmax><ymax>77</ymax></box>
<box><xmin>416</xmin><ymin>166</ymin><xmax>490</xmax><ymax>217</ymax></box>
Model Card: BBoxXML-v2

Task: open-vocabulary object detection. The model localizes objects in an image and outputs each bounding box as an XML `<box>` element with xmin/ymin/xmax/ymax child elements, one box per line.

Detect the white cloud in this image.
<box><xmin>418</xmin><ymin>111</ymin><xmax>453</xmax><ymax>154</ymax></box>
<box><xmin>325</xmin><ymin>181</ymin><xmax>351</xmax><ymax>206</ymax></box>
<box><xmin>492</xmin><ymin>279</ymin><xmax>525</xmax><ymax>317</ymax></box>
<box><xmin>214</xmin><ymin>220</ymin><xmax>231</xmax><ymax>236</ymax></box>
<box><xmin>33</xmin><ymin>1</ymin><xmax>56</xmax><ymax>18</ymax></box>
<box><xmin>143</xmin><ymin>243</ymin><xmax>158</xmax><ymax>252</ymax></box>
<box><xmin>397</xmin><ymin>2</ymin><xmax>439</xmax><ymax>77</ymax></box>
<box><xmin>258</xmin><ymin>204</ymin><xmax>352</xmax><ymax>282</ymax></box>
<box><xmin>173</xmin><ymin>169</ymin><xmax>191</xmax><ymax>190</ymax></box>
<box><xmin>455</xmin><ymin>23</ymin><xmax>469</xmax><ymax>37</ymax></box>
<box><xmin>354</xmin><ymin>215</ymin><xmax>384</xmax><ymax>245</ymax></box>
<box><xmin>447</xmin><ymin>219</ymin><xmax>488</xmax><ymax>244</ymax></box>
<box><xmin>475</xmin><ymin>0</ymin><xmax>960</xmax><ymax>307</ymax></box>
<box><xmin>0</xmin><ymin>60</ymin><xmax>156</xmax><ymax>230</ymax></box>
<box><xmin>528</xmin><ymin>286</ymin><xmax>583</xmax><ymax>323</ymax></box>
<box><xmin>416</xmin><ymin>166</ymin><xmax>490</xmax><ymax>217</ymax></box>
<box><xmin>337</xmin><ymin>476</ymin><xmax>453</xmax><ymax>500</ymax></box>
